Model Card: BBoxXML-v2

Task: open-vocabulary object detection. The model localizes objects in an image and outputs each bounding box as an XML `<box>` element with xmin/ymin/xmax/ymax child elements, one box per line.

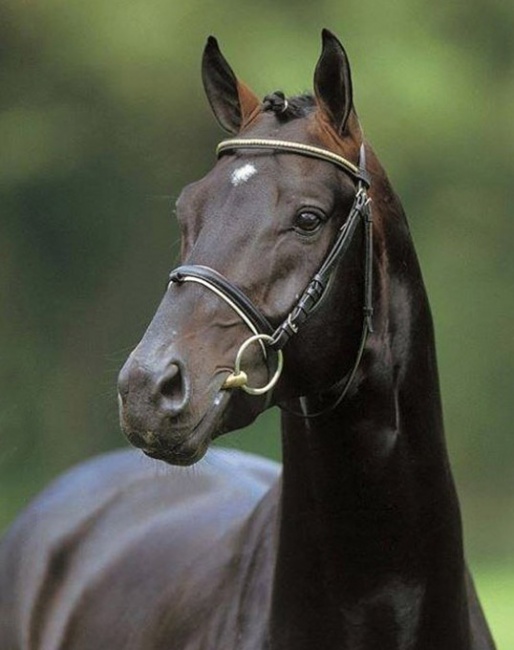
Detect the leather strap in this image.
<box><xmin>217</xmin><ymin>138</ymin><xmax>371</xmax><ymax>187</ymax></box>
<box><xmin>169</xmin><ymin>265</ymin><xmax>274</xmax><ymax>336</ymax></box>
<box><xmin>269</xmin><ymin>187</ymin><xmax>370</xmax><ymax>349</ymax></box>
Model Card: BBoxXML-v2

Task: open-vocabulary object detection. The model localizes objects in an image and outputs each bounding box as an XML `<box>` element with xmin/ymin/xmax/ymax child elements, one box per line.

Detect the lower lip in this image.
<box><xmin>143</xmin><ymin>445</ymin><xmax>203</xmax><ymax>466</ymax></box>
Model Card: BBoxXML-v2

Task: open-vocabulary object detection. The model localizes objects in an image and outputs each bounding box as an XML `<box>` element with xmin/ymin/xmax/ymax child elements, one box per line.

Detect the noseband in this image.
<box><xmin>168</xmin><ymin>138</ymin><xmax>373</xmax><ymax>412</ymax></box>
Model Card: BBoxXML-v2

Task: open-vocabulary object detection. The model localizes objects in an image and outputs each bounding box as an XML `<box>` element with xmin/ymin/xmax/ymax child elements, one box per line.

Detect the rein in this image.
<box><xmin>168</xmin><ymin>138</ymin><xmax>373</xmax><ymax>414</ymax></box>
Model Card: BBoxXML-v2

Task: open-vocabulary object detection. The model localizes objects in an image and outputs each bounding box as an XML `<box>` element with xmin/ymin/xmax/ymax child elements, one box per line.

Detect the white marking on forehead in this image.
<box><xmin>231</xmin><ymin>163</ymin><xmax>258</xmax><ymax>186</ymax></box>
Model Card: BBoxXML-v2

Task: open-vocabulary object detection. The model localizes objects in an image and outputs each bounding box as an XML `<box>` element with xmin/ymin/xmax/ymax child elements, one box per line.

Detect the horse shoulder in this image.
<box><xmin>0</xmin><ymin>447</ymin><xmax>280</xmax><ymax>650</ymax></box>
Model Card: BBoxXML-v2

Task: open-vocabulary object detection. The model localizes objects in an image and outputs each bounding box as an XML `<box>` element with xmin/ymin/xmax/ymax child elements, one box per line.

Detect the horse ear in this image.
<box><xmin>314</xmin><ymin>29</ymin><xmax>355</xmax><ymax>135</ymax></box>
<box><xmin>202</xmin><ymin>36</ymin><xmax>260</xmax><ymax>134</ymax></box>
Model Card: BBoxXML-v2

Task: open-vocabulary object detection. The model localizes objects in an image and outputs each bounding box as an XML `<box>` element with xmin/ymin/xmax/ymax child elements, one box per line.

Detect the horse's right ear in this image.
<box><xmin>202</xmin><ymin>37</ymin><xmax>260</xmax><ymax>134</ymax></box>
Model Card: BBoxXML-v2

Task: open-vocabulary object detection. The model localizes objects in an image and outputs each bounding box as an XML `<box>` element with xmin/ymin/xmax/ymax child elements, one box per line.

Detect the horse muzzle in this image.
<box><xmin>117</xmin><ymin>352</ymin><xmax>231</xmax><ymax>465</ymax></box>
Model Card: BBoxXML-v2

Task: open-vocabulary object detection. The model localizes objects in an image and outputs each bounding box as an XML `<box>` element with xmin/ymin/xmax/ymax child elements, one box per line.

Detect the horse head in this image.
<box><xmin>118</xmin><ymin>30</ymin><xmax>382</xmax><ymax>465</ymax></box>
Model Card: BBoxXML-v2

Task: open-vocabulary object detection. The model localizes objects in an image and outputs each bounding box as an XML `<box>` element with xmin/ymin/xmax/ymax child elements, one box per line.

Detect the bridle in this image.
<box><xmin>168</xmin><ymin>137</ymin><xmax>374</xmax><ymax>415</ymax></box>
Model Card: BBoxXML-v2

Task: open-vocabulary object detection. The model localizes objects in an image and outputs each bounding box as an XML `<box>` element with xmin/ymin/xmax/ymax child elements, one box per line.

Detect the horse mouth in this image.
<box><xmin>141</xmin><ymin>387</ymin><xmax>232</xmax><ymax>466</ymax></box>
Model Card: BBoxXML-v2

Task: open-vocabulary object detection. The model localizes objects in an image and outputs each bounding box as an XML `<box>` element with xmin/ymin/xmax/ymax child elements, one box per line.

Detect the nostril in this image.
<box><xmin>159</xmin><ymin>364</ymin><xmax>181</xmax><ymax>398</ymax></box>
<box><xmin>157</xmin><ymin>363</ymin><xmax>188</xmax><ymax>414</ymax></box>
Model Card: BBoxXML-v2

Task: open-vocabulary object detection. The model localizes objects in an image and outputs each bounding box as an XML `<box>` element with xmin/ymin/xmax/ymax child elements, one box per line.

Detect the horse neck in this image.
<box><xmin>269</xmin><ymin>181</ymin><xmax>471</xmax><ymax>650</ymax></box>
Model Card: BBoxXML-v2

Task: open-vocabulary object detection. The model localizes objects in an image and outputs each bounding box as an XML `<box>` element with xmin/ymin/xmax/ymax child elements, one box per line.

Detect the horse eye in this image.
<box><xmin>294</xmin><ymin>210</ymin><xmax>324</xmax><ymax>235</ymax></box>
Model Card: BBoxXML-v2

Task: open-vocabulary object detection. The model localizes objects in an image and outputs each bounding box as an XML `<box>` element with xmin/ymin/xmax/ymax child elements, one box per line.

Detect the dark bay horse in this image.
<box><xmin>0</xmin><ymin>30</ymin><xmax>495</xmax><ymax>650</ymax></box>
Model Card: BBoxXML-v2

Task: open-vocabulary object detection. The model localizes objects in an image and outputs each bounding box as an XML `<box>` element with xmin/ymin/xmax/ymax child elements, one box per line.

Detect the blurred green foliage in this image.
<box><xmin>1</xmin><ymin>0</ymin><xmax>513</xmax><ymax>644</ymax></box>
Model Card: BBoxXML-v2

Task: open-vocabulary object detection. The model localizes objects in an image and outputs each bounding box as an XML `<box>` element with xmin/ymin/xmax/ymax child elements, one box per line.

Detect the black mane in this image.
<box><xmin>261</xmin><ymin>92</ymin><xmax>315</xmax><ymax>121</ymax></box>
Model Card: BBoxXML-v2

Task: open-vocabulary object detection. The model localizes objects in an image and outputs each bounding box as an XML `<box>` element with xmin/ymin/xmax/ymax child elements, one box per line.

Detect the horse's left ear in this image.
<box><xmin>202</xmin><ymin>36</ymin><xmax>260</xmax><ymax>134</ymax></box>
<box><xmin>314</xmin><ymin>29</ymin><xmax>355</xmax><ymax>135</ymax></box>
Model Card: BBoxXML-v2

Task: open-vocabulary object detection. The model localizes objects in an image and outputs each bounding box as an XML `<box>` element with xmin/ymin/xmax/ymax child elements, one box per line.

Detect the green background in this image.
<box><xmin>1</xmin><ymin>1</ymin><xmax>512</xmax><ymax>645</ymax></box>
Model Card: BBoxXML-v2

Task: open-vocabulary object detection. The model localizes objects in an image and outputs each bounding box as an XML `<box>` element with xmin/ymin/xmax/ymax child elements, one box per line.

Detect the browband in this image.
<box><xmin>216</xmin><ymin>138</ymin><xmax>370</xmax><ymax>187</ymax></box>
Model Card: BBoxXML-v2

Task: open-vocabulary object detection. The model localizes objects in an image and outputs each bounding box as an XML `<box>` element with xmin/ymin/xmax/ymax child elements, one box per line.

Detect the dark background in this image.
<box><xmin>1</xmin><ymin>0</ymin><xmax>512</xmax><ymax>644</ymax></box>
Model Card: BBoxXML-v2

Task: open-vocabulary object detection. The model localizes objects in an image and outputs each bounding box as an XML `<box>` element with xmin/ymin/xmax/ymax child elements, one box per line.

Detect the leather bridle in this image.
<box><xmin>168</xmin><ymin>137</ymin><xmax>374</xmax><ymax>413</ymax></box>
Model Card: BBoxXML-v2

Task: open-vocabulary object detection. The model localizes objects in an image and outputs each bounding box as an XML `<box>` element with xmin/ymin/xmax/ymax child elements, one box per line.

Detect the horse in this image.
<box><xmin>0</xmin><ymin>30</ymin><xmax>496</xmax><ymax>650</ymax></box>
